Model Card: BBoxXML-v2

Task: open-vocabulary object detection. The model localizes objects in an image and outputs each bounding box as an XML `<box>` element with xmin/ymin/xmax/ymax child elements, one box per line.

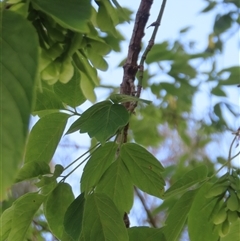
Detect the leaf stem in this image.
<box><xmin>63</xmin><ymin>142</ymin><xmax>101</xmax><ymax>171</ymax></box>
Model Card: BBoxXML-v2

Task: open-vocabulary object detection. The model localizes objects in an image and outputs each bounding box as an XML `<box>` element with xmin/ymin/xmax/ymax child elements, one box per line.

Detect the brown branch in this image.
<box><xmin>135</xmin><ymin>187</ymin><xmax>157</xmax><ymax>228</ymax></box>
<box><xmin>120</xmin><ymin>0</ymin><xmax>153</xmax><ymax>143</ymax></box>
<box><xmin>120</xmin><ymin>0</ymin><xmax>153</xmax><ymax>98</ymax></box>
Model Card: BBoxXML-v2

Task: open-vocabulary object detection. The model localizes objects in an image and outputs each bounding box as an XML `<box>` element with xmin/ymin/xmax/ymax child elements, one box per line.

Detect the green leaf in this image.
<box><xmin>66</xmin><ymin>101</ymin><xmax>129</xmax><ymax>144</ymax></box>
<box><xmin>200</xmin><ymin>2</ymin><xmax>217</xmax><ymax>13</ymax></box>
<box><xmin>8</xmin><ymin>193</ymin><xmax>45</xmax><ymax>241</ymax></box>
<box><xmin>0</xmin><ymin>206</ymin><xmax>14</xmax><ymax>241</ymax></box>
<box><xmin>110</xmin><ymin>94</ymin><xmax>152</xmax><ymax>105</ymax></box>
<box><xmin>96</xmin><ymin>2</ymin><xmax>118</xmax><ymax>37</ymax></box>
<box><xmin>96</xmin><ymin>157</ymin><xmax>134</xmax><ymax>213</ymax></box>
<box><xmin>120</xmin><ymin>143</ymin><xmax>165</xmax><ymax>198</ymax></box>
<box><xmin>54</xmin><ymin>68</ymin><xmax>86</xmax><ymax>107</ymax></box>
<box><xmin>15</xmin><ymin>161</ymin><xmax>51</xmax><ymax>182</ymax></box>
<box><xmin>37</xmin><ymin>177</ymin><xmax>58</xmax><ymax>196</ymax></box>
<box><xmin>87</xmin><ymin>46</ymin><xmax>108</xmax><ymax>71</ymax></box>
<box><xmin>214</xmin><ymin>14</ymin><xmax>232</xmax><ymax>35</ymax></box>
<box><xmin>25</xmin><ymin>113</ymin><xmax>69</xmax><ymax>163</ymax></box>
<box><xmin>64</xmin><ymin>193</ymin><xmax>85</xmax><ymax>241</ymax></box>
<box><xmin>88</xmin><ymin>38</ymin><xmax>111</xmax><ymax>55</ymax></box>
<box><xmin>128</xmin><ymin>227</ymin><xmax>166</xmax><ymax>241</ymax></box>
<box><xmin>81</xmin><ymin>142</ymin><xmax>118</xmax><ymax>193</ymax></box>
<box><xmin>211</xmin><ymin>86</ymin><xmax>227</xmax><ymax>97</ymax></box>
<box><xmin>32</xmin><ymin>0</ymin><xmax>91</xmax><ymax>32</ymax></box>
<box><xmin>79</xmin><ymin>70</ymin><xmax>96</xmax><ymax>102</ymax></box>
<box><xmin>33</xmin><ymin>88</ymin><xmax>64</xmax><ymax>113</ymax></box>
<box><xmin>110</xmin><ymin>0</ymin><xmax>130</xmax><ymax>23</ymax></box>
<box><xmin>82</xmin><ymin>193</ymin><xmax>128</xmax><ymax>241</ymax></box>
<box><xmin>44</xmin><ymin>183</ymin><xmax>75</xmax><ymax>240</ymax></box>
<box><xmin>218</xmin><ymin>66</ymin><xmax>240</xmax><ymax>85</ymax></box>
<box><xmin>164</xmin><ymin>165</ymin><xmax>208</xmax><ymax>199</ymax></box>
<box><xmin>0</xmin><ymin>10</ymin><xmax>38</xmax><ymax>199</ymax></box>
<box><xmin>145</xmin><ymin>42</ymin><xmax>172</xmax><ymax>64</ymax></box>
<box><xmin>221</xmin><ymin>219</ymin><xmax>240</xmax><ymax>241</ymax></box>
<box><xmin>74</xmin><ymin>51</ymin><xmax>99</xmax><ymax>86</ymax></box>
<box><xmin>188</xmin><ymin>183</ymin><xmax>219</xmax><ymax>241</ymax></box>
<box><xmin>163</xmin><ymin>190</ymin><xmax>197</xmax><ymax>241</ymax></box>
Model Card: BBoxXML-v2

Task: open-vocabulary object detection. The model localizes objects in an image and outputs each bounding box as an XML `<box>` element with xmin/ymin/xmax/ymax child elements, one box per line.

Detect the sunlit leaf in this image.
<box><xmin>96</xmin><ymin>157</ymin><xmax>134</xmax><ymax>212</ymax></box>
<box><xmin>163</xmin><ymin>190</ymin><xmax>197</xmax><ymax>241</ymax></box>
<box><xmin>66</xmin><ymin>101</ymin><xmax>129</xmax><ymax>144</ymax></box>
<box><xmin>128</xmin><ymin>227</ymin><xmax>166</xmax><ymax>241</ymax></box>
<box><xmin>164</xmin><ymin>165</ymin><xmax>208</xmax><ymax>199</ymax></box>
<box><xmin>25</xmin><ymin>113</ymin><xmax>69</xmax><ymax>163</ymax></box>
<box><xmin>8</xmin><ymin>193</ymin><xmax>45</xmax><ymax>241</ymax></box>
<box><xmin>0</xmin><ymin>10</ymin><xmax>38</xmax><ymax>199</ymax></box>
<box><xmin>0</xmin><ymin>206</ymin><xmax>14</xmax><ymax>241</ymax></box>
<box><xmin>96</xmin><ymin>2</ymin><xmax>118</xmax><ymax>37</ymax></box>
<box><xmin>188</xmin><ymin>183</ymin><xmax>219</xmax><ymax>241</ymax></box>
<box><xmin>87</xmin><ymin>46</ymin><xmax>108</xmax><ymax>71</ymax></box>
<box><xmin>81</xmin><ymin>142</ymin><xmax>118</xmax><ymax>193</ymax></box>
<box><xmin>82</xmin><ymin>193</ymin><xmax>128</xmax><ymax>241</ymax></box>
<box><xmin>44</xmin><ymin>183</ymin><xmax>75</xmax><ymax>240</ymax></box>
<box><xmin>32</xmin><ymin>0</ymin><xmax>91</xmax><ymax>32</ymax></box>
<box><xmin>64</xmin><ymin>193</ymin><xmax>85</xmax><ymax>241</ymax></box>
<box><xmin>15</xmin><ymin>161</ymin><xmax>50</xmax><ymax>182</ymax></box>
<box><xmin>33</xmin><ymin>88</ymin><xmax>64</xmax><ymax>113</ymax></box>
<box><xmin>79</xmin><ymin>70</ymin><xmax>96</xmax><ymax>103</ymax></box>
<box><xmin>120</xmin><ymin>143</ymin><xmax>165</xmax><ymax>198</ymax></box>
<box><xmin>221</xmin><ymin>219</ymin><xmax>240</xmax><ymax>241</ymax></box>
<box><xmin>54</xmin><ymin>68</ymin><xmax>86</xmax><ymax>107</ymax></box>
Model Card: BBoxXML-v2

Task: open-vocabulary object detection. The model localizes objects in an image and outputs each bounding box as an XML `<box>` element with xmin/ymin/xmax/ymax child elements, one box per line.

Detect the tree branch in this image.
<box><xmin>120</xmin><ymin>0</ymin><xmax>153</xmax><ymax>98</ymax></box>
<box><xmin>135</xmin><ymin>187</ymin><xmax>157</xmax><ymax>228</ymax></box>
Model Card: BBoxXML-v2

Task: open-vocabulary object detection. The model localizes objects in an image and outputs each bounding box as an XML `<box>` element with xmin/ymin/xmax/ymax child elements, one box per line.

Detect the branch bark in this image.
<box><xmin>120</xmin><ymin>0</ymin><xmax>153</xmax><ymax>98</ymax></box>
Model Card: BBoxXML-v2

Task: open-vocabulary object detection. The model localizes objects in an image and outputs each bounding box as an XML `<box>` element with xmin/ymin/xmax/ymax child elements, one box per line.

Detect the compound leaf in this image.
<box><xmin>120</xmin><ymin>143</ymin><xmax>165</xmax><ymax>198</ymax></box>
<box><xmin>67</xmin><ymin>101</ymin><xmax>129</xmax><ymax>144</ymax></box>
<box><xmin>82</xmin><ymin>193</ymin><xmax>128</xmax><ymax>241</ymax></box>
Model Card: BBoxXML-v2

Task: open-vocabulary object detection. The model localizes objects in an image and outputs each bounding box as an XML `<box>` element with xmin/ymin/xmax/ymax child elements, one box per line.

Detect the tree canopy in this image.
<box><xmin>1</xmin><ymin>0</ymin><xmax>240</xmax><ymax>240</ymax></box>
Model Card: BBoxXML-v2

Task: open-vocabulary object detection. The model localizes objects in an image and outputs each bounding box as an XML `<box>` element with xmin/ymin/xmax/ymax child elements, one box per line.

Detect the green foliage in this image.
<box><xmin>0</xmin><ymin>193</ymin><xmax>45</xmax><ymax>241</ymax></box>
<box><xmin>120</xmin><ymin>143</ymin><xmax>165</xmax><ymax>198</ymax></box>
<box><xmin>67</xmin><ymin>101</ymin><xmax>130</xmax><ymax>144</ymax></box>
<box><xmin>80</xmin><ymin>142</ymin><xmax>118</xmax><ymax>193</ymax></box>
<box><xmin>163</xmin><ymin>190</ymin><xmax>197</xmax><ymax>241</ymax></box>
<box><xmin>128</xmin><ymin>227</ymin><xmax>166</xmax><ymax>241</ymax></box>
<box><xmin>1</xmin><ymin>0</ymin><xmax>240</xmax><ymax>240</ymax></box>
<box><xmin>164</xmin><ymin>165</ymin><xmax>208</xmax><ymax>198</ymax></box>
<box><xmin>80</xmin><ymin>193</ymin><xmax>128</xmax><ymax>241</ymax></box>
<box><xmin>188</xmin><ymin>183</ymin><xmax>219</xmax><ymax>241</ymax></box>
<box><xmin>0</xmin><ymin>10</ymin><xmax>39</xmax><ymax>199</ymax></box>
<box><xmin>44</xmin><ymin>183</ymin><xmax>74</xmax><ymax>240</ymax></box>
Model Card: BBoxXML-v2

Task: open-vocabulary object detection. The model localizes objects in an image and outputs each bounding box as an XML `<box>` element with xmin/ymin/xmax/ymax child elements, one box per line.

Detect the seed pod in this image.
<box><xmin>227</xmin><ymin>210</ymin><xmax>239</xmax><ymax>223</ymax></box>
<box><xmin>220</xmin><ymin>219</ymin><xmax>230</xmax><ymax>236</ymax></box>
<box><xmin>213</xmin><ymin>206</ymin><xmax>227</xmax><ymax>225</ymax></box>
<box><xmin>227</xmin><ymin>189</ymin><xmax>239</xmax><ymax>211</ymax></box>
<box><xmin>205</xmin><ymin>184</ymin><xmax>228</xmax><ymax>199</ymax></box>
<box><xmin>59</xmin><ymin>58</ymin><xmax>74</xmax><ymax>83</ymax></box>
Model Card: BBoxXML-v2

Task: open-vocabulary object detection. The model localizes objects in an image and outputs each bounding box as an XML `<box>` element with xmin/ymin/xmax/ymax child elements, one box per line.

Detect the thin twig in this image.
<box><xmin>227</xmin><ymin>135</ymin><xmax>237</xmax><ymax>170</ymax></box>
<box><xmin>63</xmin><ymin>142</ymin><xmax>101</xmax><ymax>171</ymax></box>
<box><xmin>138</xmin><ymin>0</ymin><xmax>168</xmax><ymax>94</ymax></box>
<box><xmin>135</xmin><ymin>187</ymin><xmax>157</xmax><ymax>228</ymax></box>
